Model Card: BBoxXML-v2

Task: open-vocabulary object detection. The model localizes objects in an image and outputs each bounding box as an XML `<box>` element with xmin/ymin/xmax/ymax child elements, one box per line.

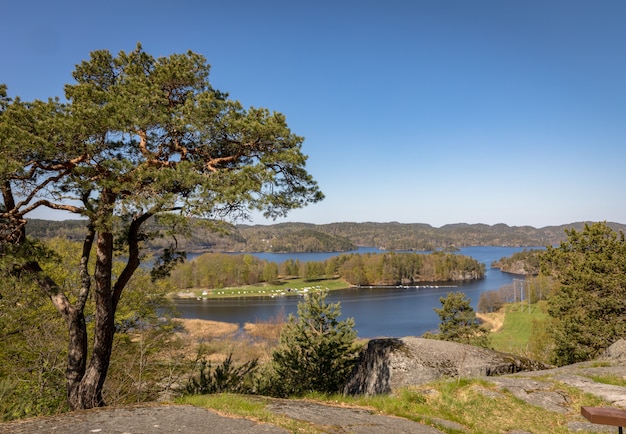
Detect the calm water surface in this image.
<box><xmin>175</xmin><ymin>246</ymin><xmax>541</xmax><ymax>338</ymax></box>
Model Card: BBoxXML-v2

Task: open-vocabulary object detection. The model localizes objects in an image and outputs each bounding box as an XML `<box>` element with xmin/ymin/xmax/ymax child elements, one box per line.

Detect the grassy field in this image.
<box><xmin>488</xmin><ymin>301</ymin><xmax>549</xmax><ymax>355</ymax></box>
<box><xmin>176</xmin><ymin>277</ymin><xmax>350</xmax><ymax>299</ymax></box>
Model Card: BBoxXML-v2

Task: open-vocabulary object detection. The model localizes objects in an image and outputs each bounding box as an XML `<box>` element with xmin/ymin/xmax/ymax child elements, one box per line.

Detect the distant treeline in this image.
<box><xmin>169</xmin><ymin>251</ymin><xmax>485</xmax><ymax>290</ymax></box>
<box><xmin>491</xmin><ymin>249</ymin><xmax>544</xmax><ymax>275</ymax></box>
<box><xmin>328</xmin><ymin>251</ymin><xmax>485</xmax><ymax>286</ymax></box>
<box><xmin>26</xmin><ymin>219</ymin><xmax>626</xmax><ymax>253</ymax></box>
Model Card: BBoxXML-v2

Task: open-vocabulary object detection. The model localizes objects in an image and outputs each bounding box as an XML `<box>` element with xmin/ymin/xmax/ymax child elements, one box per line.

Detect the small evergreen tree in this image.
<box><xmin>271</xmin><ymin>291</ymin><xmax>358</xmax><ymax>396</ymax></box>
<box><xmin>185</xmin><ymin>354</ymin><xmax>259</xmax><ymax>395</ymax></box>
<box><xmin>431</xmin><ymin>291</ymin><xmax>490</xmax><ymax>348</ymax></box>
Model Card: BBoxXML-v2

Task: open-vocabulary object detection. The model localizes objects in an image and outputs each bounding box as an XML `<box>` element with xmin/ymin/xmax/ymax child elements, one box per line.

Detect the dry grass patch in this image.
<box><xmin>242</xmin><ymin>312</ymin><xmax>286</xmax><ymax>362</ymax></box>
<box><xmin>243</xmin><ymin>321</ymin><xmax>284</xmax><ymax>340</ymax></box>
<box><xmin>173</xmin><ymin>317</ymin><xmax>287</xmax><ymax>364</ymax></box>
<box><xmin>243</xmin><ymin>310</ymin><xmax>286</xmax><ymax>342</ymax></box>
<box><xmin>476</xmin><ymin>311</ymin><xmax>505</xmax><ymax>333</ymax></box>
<box><xmin>176</xmin><ymin>318</ymin><xmax>239</xmax><ymax>340</ymax></box>
<box><xmin>173</xmin><ymin>319</ymin><xmax>241</xmax><ymax>362</ymax></box>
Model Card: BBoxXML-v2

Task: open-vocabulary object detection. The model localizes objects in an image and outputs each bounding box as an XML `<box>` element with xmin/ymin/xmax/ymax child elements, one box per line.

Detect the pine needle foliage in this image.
<box><xmin>185</xmin><ymin>354</ymin><xmax>259</xmax><ymax>395</ymax></box>
<box><xmin>541</xmin><ymin>222</ymin><xmax>626</xmax><ymax>365</ymax></box>
<box><xmin>271</xmin><ymin>291</ymin><xmax>358</xmax><ymax>396</ymax></box>
<box><xmin>428</xmin><ymin>291</ymin><xmax>491</xmax><ymax>348</ymax></box>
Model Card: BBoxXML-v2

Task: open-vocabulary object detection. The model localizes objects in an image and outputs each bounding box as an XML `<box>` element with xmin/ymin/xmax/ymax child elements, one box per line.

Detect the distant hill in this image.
<box><xmin>231</xmin><ymin>221</ymin><xmax>626</xmax><ymax>252</ymax></box>
<box><xmin>25</xmin><ymin>219</ymin><xmax>626</xmax><ymax>253</ymax></box>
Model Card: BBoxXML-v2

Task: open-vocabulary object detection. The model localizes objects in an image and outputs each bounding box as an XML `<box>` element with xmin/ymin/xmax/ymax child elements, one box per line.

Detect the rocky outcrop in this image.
<box><xmin>491</xmin><ymin>259</ymin><xmax>533</xmax><ymax>275</ymax></box>
<box><xmin>344</xmin><ymin>337</ymin><xmax>552</xmax><ymax>395</ymax></box>
<box><xmin>600</xmin><ymin>338</ymin><xmax>626</xmax><ymax>363</ymax></box>
<box><xmin>449</xmin><ymin>270</ymin><xmax>483</xmax><ymax>280</ymax></box>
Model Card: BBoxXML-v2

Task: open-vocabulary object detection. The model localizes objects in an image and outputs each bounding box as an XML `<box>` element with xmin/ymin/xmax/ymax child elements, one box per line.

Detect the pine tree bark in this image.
<box><xmin>65</xmin><ymin>308</ymin><xmax>88</xmax><ymax>409</ymax></box>
<box><xmin>22</xmin><ymin>259</ymin><xmax>92</xmax><ymax>410</ymax></box>
<box><xmin>74</xmin><ymin>231</ymin><xmax>115</xmax><ymax>409</ymax></box>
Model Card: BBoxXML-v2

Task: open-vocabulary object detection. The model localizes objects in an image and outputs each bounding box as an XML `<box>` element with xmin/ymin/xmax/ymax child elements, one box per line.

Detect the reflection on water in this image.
<box><xmin>175</xmin><ymin>246</ymin><xmax>542</xmax><ymax>338</ymax></box>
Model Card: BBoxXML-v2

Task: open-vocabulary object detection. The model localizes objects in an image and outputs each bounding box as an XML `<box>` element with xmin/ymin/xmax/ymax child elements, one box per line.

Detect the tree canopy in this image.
<box><xmin>429</xmin><ymin>291</ymin><xmax>490</xmax><ymax>348</ymax></box>
<box><xmin>540</xmin><ymin>222</ymin><xmax>626</xmax><ymax>365</ymax></box>
<box><xmin>334</xmin><ymin>251</ymin><xmax>484</xmax><ymax>286</ymax></box>
<box><xmin>0</xmin><ymin>44</ymin><xmax>322</xmax><ymax>409</ymax></box>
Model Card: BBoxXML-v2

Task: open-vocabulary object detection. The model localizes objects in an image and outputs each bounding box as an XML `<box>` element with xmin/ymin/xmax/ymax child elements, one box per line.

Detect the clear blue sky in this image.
<box><xmin>2</xmin><ymin>0</ymin><xmax>625</xmax><ymax>228</ymax></box>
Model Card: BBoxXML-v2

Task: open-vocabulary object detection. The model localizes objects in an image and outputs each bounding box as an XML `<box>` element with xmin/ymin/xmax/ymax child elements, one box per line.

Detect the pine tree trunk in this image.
<box><xmin>65</xmin><ymin>308</ymin><xmax>88</xmax><ymax>410</ymax></box>
<box><xmin>21</xmin><ymin>259</ymin><xmax>93</xmax><ymax>410</ymax></box>
<box><xmin>72</xmin><ymin>231</ymin><xmax>116</xmax><ymax>409</ymax></box>
<box><xmin>65</xmin><ymin>223</ymin><xmax>96</xmax><ymax>410</ymax></box>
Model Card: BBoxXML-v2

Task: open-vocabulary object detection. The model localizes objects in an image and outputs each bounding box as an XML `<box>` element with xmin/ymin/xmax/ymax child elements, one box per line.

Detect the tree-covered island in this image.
<box><xmin>170</xmin><ymin>250</ymin><xmax>485</xmax><ymax>298</ymax></box>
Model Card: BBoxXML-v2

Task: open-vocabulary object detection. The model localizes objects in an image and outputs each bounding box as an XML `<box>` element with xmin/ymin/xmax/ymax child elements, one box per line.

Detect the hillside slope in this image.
<box><xmin>26</xmin><ymin>219</ymin><xmax>626</xmax><ymax>253</ymax></box>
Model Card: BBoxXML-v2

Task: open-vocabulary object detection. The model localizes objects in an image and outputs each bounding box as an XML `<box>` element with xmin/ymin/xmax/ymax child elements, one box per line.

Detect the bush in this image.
<box><xmin>185</xmin><ymin>354</ymin><xmax>259</xmax><ymax>395</ymax></box>
<box><xmin>271</xmin><ymin>290</ymin><xmax>358</xmax><ymax>396</ymax></box>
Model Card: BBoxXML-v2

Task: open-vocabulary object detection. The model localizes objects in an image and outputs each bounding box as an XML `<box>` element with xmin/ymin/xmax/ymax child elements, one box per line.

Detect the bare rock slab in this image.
<box><xmin>266</xmin><ymin>400</ymin><xmax>443</xmax><ymax>434</ymax></box>
<box><xmin>344</xmin><ymin>337</ymin><xmax>551</xmax><ymax>395</ymax></box>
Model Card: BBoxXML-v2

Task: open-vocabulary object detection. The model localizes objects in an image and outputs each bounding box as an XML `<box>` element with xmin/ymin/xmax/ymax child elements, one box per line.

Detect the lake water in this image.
<box><xmin>174</xmin><ymin>246</ymin><xmax>541</xmax><ymax>338</ymax></box>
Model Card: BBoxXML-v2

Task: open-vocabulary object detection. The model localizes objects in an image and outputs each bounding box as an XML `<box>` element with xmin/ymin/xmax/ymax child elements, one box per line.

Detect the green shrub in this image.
<box><xmin>271</xmin><ymin>290</ymin><xmax>358</xmax><ymax>396</ymax></box>
<box><xmin>185</xmin><ymin>354</ymin><xmax>259</xmax><ymax>395</ymax></box>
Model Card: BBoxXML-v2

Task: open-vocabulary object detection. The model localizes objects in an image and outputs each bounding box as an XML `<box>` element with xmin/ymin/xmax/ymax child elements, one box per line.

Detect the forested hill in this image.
<box><xmin>26</xmin><ymin>219</ymin><xmax>626</xmax><ymax>253</ymax></box>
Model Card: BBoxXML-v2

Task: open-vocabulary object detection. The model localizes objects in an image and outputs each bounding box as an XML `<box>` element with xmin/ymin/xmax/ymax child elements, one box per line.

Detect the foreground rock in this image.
<box><xmin>601</xmin><ymin>338</ymin><xmax>626</xmax><ymax>363</ymax></box>
<box><xmin>0</xmin><ymin>404</ymin><xmax>290</xmax><ymax>434</ymax></box>
<box><xmin>0</xmin><ymin>401</ymin><xmax>445</xmax><ymax>434</ymax></box>
<box><xmin>5</xmin><ymin>340</ymin><xmax>626</xmax><ymax>433</ymax></box>
<box><xmin>344</xmin><ymin>337</ymin><xmax>552</xmax><ymax>395</ymax></box>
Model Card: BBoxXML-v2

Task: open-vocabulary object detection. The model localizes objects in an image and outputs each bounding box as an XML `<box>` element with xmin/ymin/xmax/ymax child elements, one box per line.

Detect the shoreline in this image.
<box><xmin>170</xmin><ymin>281</ymin><xmax>477</xmax><ymax>301</ymax></box>
<box><xmin>170</xmin><ymin>278</ymin><xmax>349</xmax><ymax>300</ymax></box>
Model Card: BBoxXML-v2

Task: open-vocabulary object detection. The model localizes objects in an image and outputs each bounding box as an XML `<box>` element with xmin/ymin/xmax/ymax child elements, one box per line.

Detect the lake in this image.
<box><xmin>174</xmin><ymin>246</ymin><xmax>541</xmax><ymax>338</ymax></box>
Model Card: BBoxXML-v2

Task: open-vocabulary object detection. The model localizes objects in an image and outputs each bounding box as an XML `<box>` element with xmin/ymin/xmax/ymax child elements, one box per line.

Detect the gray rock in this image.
<box><xmin>344</xmin><ymin>337</ymin><xmax>551</xmax><ymax>395</ymax></box>
<box><xmin>266</xmin><ymin>400</ymin><xmax>443</xmax><ymax>433</ymax></box>
<box><xmin>568</xmin><ymin>421</ymin><xmax>616</xmax><ymax>432</ymax></box>
<box><xmin>0</xmin><ymin>405</ymin><xmax>290</xmax><ymax>434</ymax></box>
<box><xmin>553</xmin><ymin>374</ymin><xmax>626</xmax><ymax>407</ymax></box>
<box><xmin>485</xmin><ymin>377</ymin><xmax>570</xmax><ymax>413</ymax></box>
<box><xmin>600</xmin><ymin>339</ymin><xmax>626</xmax><ymax>363</ymax></box>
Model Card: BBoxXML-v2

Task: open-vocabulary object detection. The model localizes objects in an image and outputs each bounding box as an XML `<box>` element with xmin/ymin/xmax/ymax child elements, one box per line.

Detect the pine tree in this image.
<box><xmin>541</xmin><ymin>222</ymin><xmax>626</xmax><ymax>365</ymax></box>
<box><xmin>271</xmin><ymin>290</ymin><xmax>358</xmax><ymax>395</ymax></box>
<box><xmin>432</xmin><ymin>291</ymin><xmax>491</xmax><ymax>348</ymax></box>
<box><xmin>1</xmin><ymin>45</ymin><xmax>322</xmax><ymax>409</ymax></box>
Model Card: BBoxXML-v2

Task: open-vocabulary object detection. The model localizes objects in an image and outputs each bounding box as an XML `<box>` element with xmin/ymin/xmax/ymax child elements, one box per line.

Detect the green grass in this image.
<box><xmin>182</xmin><ymin>278</ymin><xmax>350</xmax><ymax>299</ymax></box>
<box><xmin>584</xmin><ymin>374</ymin><xmax>626</xmax><ymax>387</ymax></box>
<box><xmin>177</xmin><ymin>394</ymin><xmax>326</xmax><ymax>433</ymax></box>
<box><xmin>178</xmin><ymin>380</ymin><xmax>610</xmax><ymax>434</ymax></box>
<box><xmin>490</xmin><ymin>301</ymin><xmax>548</xmax><ymax>354</ymax></box>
